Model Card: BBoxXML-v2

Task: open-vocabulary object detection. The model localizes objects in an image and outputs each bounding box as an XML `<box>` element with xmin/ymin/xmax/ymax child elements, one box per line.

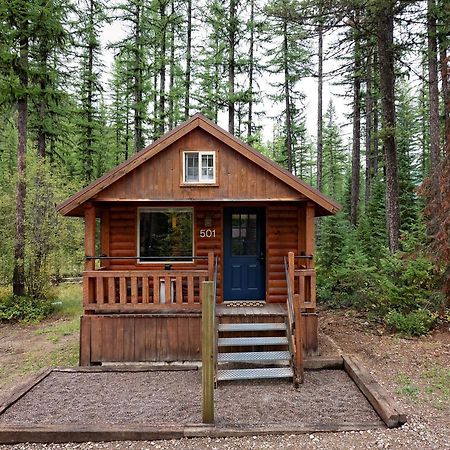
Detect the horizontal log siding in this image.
<box><xmin>106</xmin><ymin>204</ymin><xmax>223</xmax><ymax>302</ymax></box>
<box><xmin>267</xmin><ymin>206</ymin><xmax>299</xmax><ymax>303</ymax></box>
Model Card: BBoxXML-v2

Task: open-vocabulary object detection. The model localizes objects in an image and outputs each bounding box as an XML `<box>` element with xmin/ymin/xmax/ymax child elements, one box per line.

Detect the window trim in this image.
<box><xmin>137</xmin><ymin>207</ymin><xmax>195</xmax><ymax>264</ymax></box>
<box><xmin>182</xmin><ymin>150</ymin><xmax>217</xmax><ymax>184</ymax></box>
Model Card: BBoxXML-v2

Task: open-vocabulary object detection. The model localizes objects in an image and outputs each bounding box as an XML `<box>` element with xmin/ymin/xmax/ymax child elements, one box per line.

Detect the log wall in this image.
<box><xmin>101</xmin><ymin>202</ymin><xmax>305</xmax><ymax>303</ymax></box>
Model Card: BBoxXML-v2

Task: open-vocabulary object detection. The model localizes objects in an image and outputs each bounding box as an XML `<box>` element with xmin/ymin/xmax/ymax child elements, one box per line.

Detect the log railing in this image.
<box><xmin>83</xmin><ymin>252</ymin><xmax>215</xmax><ymax>312</ymax></box>
<box><xmin>292</xmin><ymin>254</ymin><xmax>316</xmax><ymax>310</ymax></box>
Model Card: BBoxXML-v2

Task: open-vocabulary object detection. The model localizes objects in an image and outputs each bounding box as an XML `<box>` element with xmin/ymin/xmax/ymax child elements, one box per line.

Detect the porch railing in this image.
<box><xmin>83</xmin><ymin>252</ymin><xmax>215</xmax><ymax>312</ymax></box>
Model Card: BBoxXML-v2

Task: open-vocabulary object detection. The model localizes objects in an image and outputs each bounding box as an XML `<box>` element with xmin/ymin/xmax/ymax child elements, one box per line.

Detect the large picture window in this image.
<box><xmin>139</xmin><ymin>208</ymin><xmax>193</xmax><ymax>262</ymax></box>
<box><xmin>183</xmin><ymin>151</ymin><xmax>216</xmax><ymax>184</ymax></box>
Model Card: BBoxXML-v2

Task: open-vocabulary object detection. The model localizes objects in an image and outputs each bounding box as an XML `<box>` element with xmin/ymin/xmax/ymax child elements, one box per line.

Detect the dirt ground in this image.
<box><xmin>0</xmin><ymin>308</ymin><xmax>449</xmax><ymax>449</ymax></box>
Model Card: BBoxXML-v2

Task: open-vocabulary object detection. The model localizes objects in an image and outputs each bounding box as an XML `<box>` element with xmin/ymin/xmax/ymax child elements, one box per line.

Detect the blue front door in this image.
<box><xmin>223</xmin><ymin>208</ymin><xmax>265</xmax><ymax>301</ymax></box>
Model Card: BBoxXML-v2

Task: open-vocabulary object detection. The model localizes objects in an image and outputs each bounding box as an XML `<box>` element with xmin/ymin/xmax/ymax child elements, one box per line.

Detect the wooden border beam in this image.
<box><xmin>343</xmin><ymin>355</ymin><xmax>407</xmax><ymax>428</ymax></box>
<box><xmin>0</xmin><ymin>422</ymin><xmax>383</xmax><ymax>444</ymax></box>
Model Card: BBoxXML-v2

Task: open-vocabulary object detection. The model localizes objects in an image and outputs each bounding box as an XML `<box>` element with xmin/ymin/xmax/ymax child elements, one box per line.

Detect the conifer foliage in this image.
<box><xmin>0</xmin><ymin>0</ymin><xmax>447</xmax><ymax>332</ymax></box>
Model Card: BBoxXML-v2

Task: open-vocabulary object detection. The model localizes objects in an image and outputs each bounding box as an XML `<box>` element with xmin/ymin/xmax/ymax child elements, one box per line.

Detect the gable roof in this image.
<box><xmin>57</xmin><ymin>113</ymin><xmax>341</xmax><ymax>216</ymax></box>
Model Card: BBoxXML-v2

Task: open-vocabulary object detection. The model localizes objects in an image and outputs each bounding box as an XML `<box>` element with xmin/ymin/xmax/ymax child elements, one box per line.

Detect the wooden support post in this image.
<box><xmin>207</xmin><ymin>251</ymin><xmax>214</xmax><ymax>281</ymax></box>
<box><xmin>288</xmin><ymin>252</ymin><xmax>295</xmax><ymax>293</ymax></box>
<box><xmin>100</xmin><ymin>209</ymin><xmax>110</xmax><ymax>270</ymax></box>
<box><xmin>294</xmin><ymin>293</ymin><xmax>304</xmax><ymax>386</ymax></box>
<box><xmin>84</xmin><ymin>203</ymin><xmax>96</xmax><ymax>271</ymax></box>
<box><xmin>202</xmin><ymin>281</ymin><xmax>214</xmax><ymax>424</ymax></box>
<box><xmin>79</xmin><ymin>316</ymin><xmax>91</xmax><ymax>366</ymax></box>
<box><xmin>84</xmin><ymin>204</ymin><xmax>96</xmax><ymax>310</ymax></box>
<box><xmin>305</xmin><ymin>202</ymin><xmax>315</xmax><ymax>269</ymax></box>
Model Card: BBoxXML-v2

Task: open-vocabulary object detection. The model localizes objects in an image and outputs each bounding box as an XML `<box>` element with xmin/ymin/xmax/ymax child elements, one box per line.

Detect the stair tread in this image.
<box><xmin>218</xmin><ymin>323</ymin><xmax>286</xmax><ymax>332</ymax></box>
<box><xmin>218</xmin><ymin>336</ymin><xmax>288</xmax><ymax>346</ymax></box>
<box><xmin>217</xmin><ymin>350</ymin><xmax>291</xmax><ymax>363</ymax></box>
<box><xmin>217</xmin><ymin>367</ymin><xmax>293</xmax><ymax>381</ymax></box>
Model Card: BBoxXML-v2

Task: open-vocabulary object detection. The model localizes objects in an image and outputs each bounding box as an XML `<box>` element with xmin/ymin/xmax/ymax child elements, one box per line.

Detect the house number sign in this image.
<box><xmin>200</xmin><ymin>229</ymin><xmax>216</xmax><ymax>238</ymax></box>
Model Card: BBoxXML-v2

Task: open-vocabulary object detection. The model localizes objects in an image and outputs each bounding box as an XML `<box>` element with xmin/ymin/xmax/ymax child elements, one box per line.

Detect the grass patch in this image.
<box><xmin>422</xmin><ymin>365</ymin><xmax>450</xmax><ymax>408</ymax></box>
<box><xmin>51</xmin><ymin>284</ymin><xmax>83</xmax><ymax>318</ymax></box>
<box><xmin>21</xmin><ymin>341</ymin><xmax>79</xmax><ymax>374</ymax></box>
<box><xmin>395</xmin><ymin>373</ymin><xmax>420</xmax><ymax>401</ymax></box>
<box><xmin>36</xmin><ymin>317</ymin><xmax>79</xmax><ymax>343</ymax></box>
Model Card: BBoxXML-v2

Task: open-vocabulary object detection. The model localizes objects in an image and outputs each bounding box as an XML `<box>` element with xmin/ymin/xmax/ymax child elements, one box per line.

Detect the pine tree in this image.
<box><xmin>75</xmin><ymin>0</ymin><xmax>107</xmax><ymax>182</ymax></box>
<box><xmin>265</xmin><ymin>0</ymin><xmax>311</xmax><ymax>173</ymax></box>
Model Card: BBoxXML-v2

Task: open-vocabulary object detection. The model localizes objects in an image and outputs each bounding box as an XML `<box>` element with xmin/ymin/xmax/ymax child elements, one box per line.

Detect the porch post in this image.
<box><xmin>305</xmin><ymin>202</ymin><xmax>315</xmax><ymax>268</ymax></box>
<box><xmin>84</xmin><ymin>203</ymin><xmax>96</xmax><ymax>271</ymax></box>
<box><xmin>83</xmin><ymin>203</ymin><xmax>96</xmax><ymax>312</ymax></box>
<box><xmin>100</xmin><ymin>208</ymin><xmax>110</xmax><ymax>269</ymax></box>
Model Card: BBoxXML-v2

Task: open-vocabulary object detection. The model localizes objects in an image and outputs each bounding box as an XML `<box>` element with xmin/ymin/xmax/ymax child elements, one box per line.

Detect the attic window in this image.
<box><xmin>183</xmin><ymin>151</ymin><xmax>216</xmax><ymax>184</ymax></box>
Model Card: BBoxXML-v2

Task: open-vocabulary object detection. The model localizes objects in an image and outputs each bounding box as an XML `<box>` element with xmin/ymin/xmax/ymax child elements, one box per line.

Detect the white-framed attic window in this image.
<box><xmin>183</xmin><ymin>151</ymin><xmax>216</xmax><ymax>184</ymax></box>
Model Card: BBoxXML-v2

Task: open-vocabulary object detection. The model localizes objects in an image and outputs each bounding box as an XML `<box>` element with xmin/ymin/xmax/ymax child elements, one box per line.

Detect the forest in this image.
<box><xmin>0</xmin><ymin>0</ymin><xmax>448</xmax><ymax>335</ymax></box>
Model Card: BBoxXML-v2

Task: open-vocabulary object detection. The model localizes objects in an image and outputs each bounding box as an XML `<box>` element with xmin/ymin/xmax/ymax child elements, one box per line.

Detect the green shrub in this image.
<box><xmin>385</xmin><ymin>309</ymin><xmax>437</xmax><ymax>336</ymax></box>
<box><xmin>0</xmin><ymin>295</ymin><xmax>54</xmax><ymax>322</ymax></box>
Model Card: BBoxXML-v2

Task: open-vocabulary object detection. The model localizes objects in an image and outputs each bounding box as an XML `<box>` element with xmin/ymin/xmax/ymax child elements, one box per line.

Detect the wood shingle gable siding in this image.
<box><xmin>57</xmin><ymin>113</ymin><xmax>341</xmax><ymax>216</ymax></box>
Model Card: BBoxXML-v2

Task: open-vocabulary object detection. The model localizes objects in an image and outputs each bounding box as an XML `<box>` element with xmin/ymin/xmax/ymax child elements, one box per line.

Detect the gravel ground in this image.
<box><xmin>1</xmin><ymin>309</ymin><xmax>448</xmax><ymax>449</ymax></box>
<box><xmin>0</xmin><ymin>370</ymin><xmax>379</xmax><ymax>426</ymax></box>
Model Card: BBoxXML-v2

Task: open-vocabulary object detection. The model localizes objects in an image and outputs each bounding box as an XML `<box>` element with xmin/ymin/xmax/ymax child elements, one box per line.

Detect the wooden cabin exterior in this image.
<box><xmin>58</xmin><ymin>113</ymin><xmax>340</xmax><ymax>367</ymax></box>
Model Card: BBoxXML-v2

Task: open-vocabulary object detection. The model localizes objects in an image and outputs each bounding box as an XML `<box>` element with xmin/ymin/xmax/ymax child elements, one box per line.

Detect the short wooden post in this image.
<box><xmin>207</xmin><ymin>251</ymin><xmax>214</xmax><ymax>281</ymax></box>
<box><xmin>202</xmin><ymin>281</ymin><xmax>215</xmax><ymax>424</ymax></box>
<box><xmin>288</xmin><ymin>252</ymin><xmax>295</xmax><ymax>293</ymax></box>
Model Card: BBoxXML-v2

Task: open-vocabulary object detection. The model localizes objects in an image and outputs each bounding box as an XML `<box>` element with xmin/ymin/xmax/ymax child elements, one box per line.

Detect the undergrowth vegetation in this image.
<box><xmin>317</xmin><ymin>213</ymin><xmax>446</xmax><ymax>336</ymax></box>
<box><xmin>0</xmin><ymin>283</ymin><xmax>82</xmax><ymax>323</ymax></box>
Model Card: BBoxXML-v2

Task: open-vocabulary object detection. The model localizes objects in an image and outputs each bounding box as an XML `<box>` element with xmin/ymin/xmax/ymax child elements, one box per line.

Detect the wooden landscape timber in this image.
<box><xmin>343</xmin><ymin>355</ymin><xmax>407</xmax><ymax>428</ymax></box>
<box><xmin>0</xmin><ymin>422</ymin><xmax>384</xmax><ymax>444</ymax></box>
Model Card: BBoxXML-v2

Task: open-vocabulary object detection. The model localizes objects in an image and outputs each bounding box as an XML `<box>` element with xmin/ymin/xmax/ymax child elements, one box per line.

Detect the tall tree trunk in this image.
<box><xmin>13</xmin><ymin>35</ymin><xmax>28</xmax><ymax>297</ymax></box>
<box><xmin>439</xmin><ymin>42</ymin><xmax>449</xmax><ymax>155</ymax></box>
<box><xmin>316</xmin><ymin>8</ymin><xmax>323</xmax><ymax>191</ymax></box>
<box><xmin>228</xmin><ymin>0</ymin><xmax>236</xmax><ymax>134</ymax></box>
<box><xmin>376</xmin><ymin>1</ymin><xmax>400</xmax><ymax>252</ymax></box>
<box><xmin>184</xmin><ymin>0</ymin><xmax>192</xmax><ymax>119</ymax></box>
<box><xmin>283</xmin><ymin>17</ymin><xmax>293</xmax><ymax>173</ymax></box>
<box><xmin>168</xmin><ymin>0</ymin><xmax>175</xmax><ymax>129</ymax></box>
<box><xmin>373</xmin><ymin>50</ymin><xmax>379</xmax><ymax>177</ymax></box>
<box><xmin>351</xmin><ymin>36</ymin><xmax>361</xmax><ymax>226</ymax></box>
<box><xmin>247</xmin><ymin>0</ymin><xmax>255</xmax><ymax>141</ymax></box>
<box><xmin>159</xmin><ymin>1</ymin><xmax>167</xmax><ymax>136</ymax></box>
<box><xmin>365</xmin><ymin>51</ymin><xmax>373</xmax><ymax>207</ymax></box>
<box><xmin>85</xmin><ymin>0</ymin><xmax>95</xmax><ymax>180</ymax></box>
<box><xmin>134</xmin><ymin>3</ymin><xmax>143</xmax><ymax>151</ymax></box>
<box><xmin>428</xmin><ymin>0</ymin><xmax>441</xmax><ymax>172</ymax></box>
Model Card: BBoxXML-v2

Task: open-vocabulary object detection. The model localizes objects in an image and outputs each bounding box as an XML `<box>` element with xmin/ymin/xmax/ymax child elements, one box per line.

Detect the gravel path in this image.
<box><xmin>0</xmin><ymin>370</ymin><xmax>378</xmax><ymax>426</ymax></box>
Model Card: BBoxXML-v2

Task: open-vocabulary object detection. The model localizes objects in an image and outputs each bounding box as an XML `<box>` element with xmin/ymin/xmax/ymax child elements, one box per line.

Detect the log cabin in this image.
<box><xmin>58</xmin><ymin>113</ymin><xmax>340</xmax><ymax>382</ymax></box>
